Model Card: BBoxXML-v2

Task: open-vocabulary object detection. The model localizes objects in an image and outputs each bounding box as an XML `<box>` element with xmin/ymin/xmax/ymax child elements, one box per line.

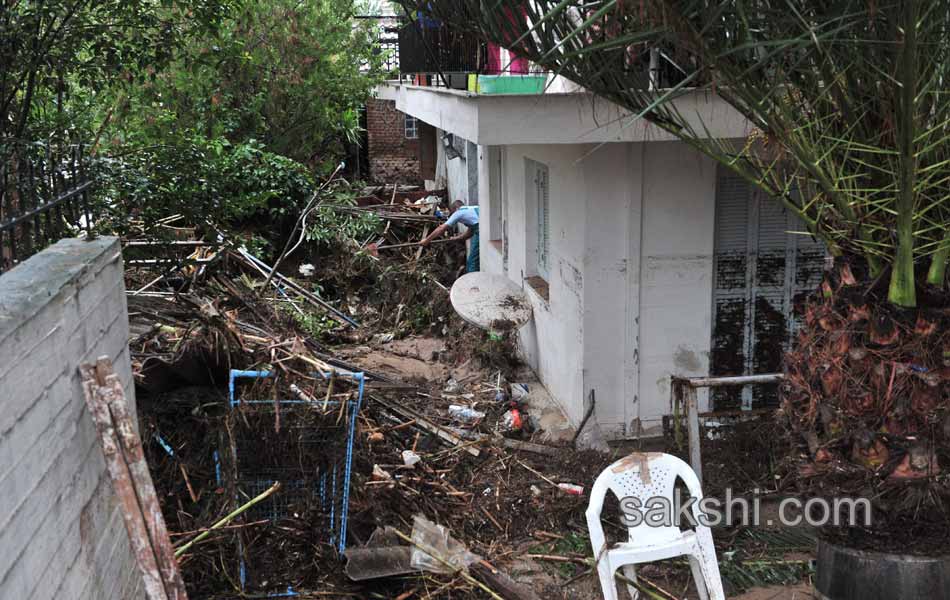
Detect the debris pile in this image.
<box><xmin>126</xmin><ymin>184</ymin><xmax>820</xmax><ymax>598</ymax></box>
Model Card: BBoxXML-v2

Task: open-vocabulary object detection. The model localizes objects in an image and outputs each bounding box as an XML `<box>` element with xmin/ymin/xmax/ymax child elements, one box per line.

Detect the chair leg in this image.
<box><xmin>695</xmin><ymin>552</ymin><xmax>727</xmax><ymax>600</ymax></box>
<box><xmin>595</xmin><ymin>557</ymin><xmax>620</xmax><ymax>600</ymax></box>
<box><xmin>620</xmin><ymin>564</ymin><xmax>640</xmax><ymax>600</ymax></box>
<box><xmin>687</xmin><ymin>555</ymin><xmax>710</xmax><ymax>600</ymax></box>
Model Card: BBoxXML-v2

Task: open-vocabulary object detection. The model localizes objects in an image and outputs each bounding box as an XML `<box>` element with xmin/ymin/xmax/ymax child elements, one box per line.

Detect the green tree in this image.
<box><xmin>3</xmin><ymin>0</ymin><xmax>384</xmax><ymax>244</ymax></box>
<box><xmin>114</xmin><ymin>0</ymin><xmax>385</xmax><ymax>166</ymax></box>
<box><xmin>0</xmin><ymin>0</ymin><xmax>228</xmax><ymax>141</ymax></box>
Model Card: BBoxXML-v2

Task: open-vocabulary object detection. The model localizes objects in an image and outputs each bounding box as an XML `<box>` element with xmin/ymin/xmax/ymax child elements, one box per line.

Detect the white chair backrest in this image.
<box><xmin>590</xmin><ymin>452</ymin><xmax>705</xmax><ymax>547</ymax></box>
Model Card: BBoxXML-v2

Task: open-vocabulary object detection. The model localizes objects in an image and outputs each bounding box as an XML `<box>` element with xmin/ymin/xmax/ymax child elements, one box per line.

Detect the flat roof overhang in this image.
<box><xmin>376</xmin><ymin>81</ymin><xmax>752</xmax><ymax>145</ymax></box>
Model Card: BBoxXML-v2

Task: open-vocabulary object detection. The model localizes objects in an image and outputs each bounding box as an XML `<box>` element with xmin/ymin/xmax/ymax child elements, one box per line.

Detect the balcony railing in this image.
<box><xmin>359</xmin><ymin>15</ymin><xmax>402</xmax><ymax>73</ymax></box>
<box><xmin>391</xmin><ymin>15</ymin><xmax>694</xmax><ymax>94</ymax></box>
<box><xmin>398</xmin><ymin>20</ymin><xmax>488</xmax><ymax>81</ymax></box>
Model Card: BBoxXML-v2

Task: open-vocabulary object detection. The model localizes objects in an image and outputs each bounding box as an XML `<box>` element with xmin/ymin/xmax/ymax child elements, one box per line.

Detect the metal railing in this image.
<box><xmin>0</xmin><ymin>141</ymin><xmax>94</xmax><ymax>273</ymax></box>
<box><xmin>671</xmin><ymin>373</ymin><xmax>784</xmax><ymax>484</ymax></box>
<box><xmin>358</xmin><ymin>15</ymin><xmax>402</xmax><ymax>73</ymax></box>
<box><xmin>398</xmin><ymin>21</ymin><xmax>487</xmax><ymax>80</ymax></box>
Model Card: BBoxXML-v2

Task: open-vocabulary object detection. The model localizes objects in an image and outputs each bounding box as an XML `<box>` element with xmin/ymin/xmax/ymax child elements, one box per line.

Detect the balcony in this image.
<box><xmin>396</xmin><ymin>18</ymin><xmax>550</xmax><ymax>95</ymax></box>
<box><xmin>394</xmin><ymin>18</ymin><xmax>699</xmax><ymax>98</ymax></box>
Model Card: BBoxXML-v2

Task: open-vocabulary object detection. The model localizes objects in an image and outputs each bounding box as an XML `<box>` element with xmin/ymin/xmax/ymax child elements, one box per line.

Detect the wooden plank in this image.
<box><xmin>471</xmin><ymin>562</ymin><xmax>543</xmax><ymax>600</ymax></box>
<box><xmin>80</xmin><ymin>364</ymin><xmax>170</xmax><ymax>600</ymax></box>
<box><xmin>494</xmin><ymin>437</ymin><xmax>559</xmax><ymax>457</ymax></box>
<box><xmin>371</xmin><ymin>395</ymin><xmax>481</xmax><ymax>457</ymax></box>
<box><xmin>95</xmin><ymin>357</ymin><xmax>188</xmax><ymax>600</ymax></box>
<box><xmin>684</xmin><ymin>373</ymin><xmax>783</xmax><ymax>388</ymax></box>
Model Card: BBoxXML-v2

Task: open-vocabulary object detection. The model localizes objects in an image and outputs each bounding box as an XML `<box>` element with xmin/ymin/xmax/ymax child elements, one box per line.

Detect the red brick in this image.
<box><xmin>366</xmin><ymin>99</ymin><xmax>424</xmax><ymax>183</ymax></box>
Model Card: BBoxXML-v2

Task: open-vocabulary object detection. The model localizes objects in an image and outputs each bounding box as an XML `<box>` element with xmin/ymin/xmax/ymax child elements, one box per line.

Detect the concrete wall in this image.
<box><xmin>488</xmin><ymin>143</ymin><xmax>590</xmax><ymax>426</ymax></box>
<box><xmin>477</xmin><ymin>141</ymin><xmax>718</xmax><ymax>438</ymax></box>
<box><xmin>437</xmin><ymin>128</ymin><xmax>472</xmax><ymax>202</ymax></box>
<box><xmin>379</xmin><ymin>82</ymin><xmax>751</xmax><ymax>146</ymax></box>
<box><xmin>0</xmin><ymin>237</ymin><xmax>143</xmax><ymax>599</ymax></box>
<box><xmin>580</xmin><ymin>144</ymin><xmax>641</xmax><ymax>438</ymax></box>
<box><xmin>637</xmin><ymin>143</ymin><xmax>717</xmax><ymax>433</ymax></box>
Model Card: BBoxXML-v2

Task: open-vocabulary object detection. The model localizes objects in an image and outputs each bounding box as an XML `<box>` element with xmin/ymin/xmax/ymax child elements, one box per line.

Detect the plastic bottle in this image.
<box><xmin>448</xmin><ymin>405</ymin><xmax>486</xmax><ymax>423</ymax></box>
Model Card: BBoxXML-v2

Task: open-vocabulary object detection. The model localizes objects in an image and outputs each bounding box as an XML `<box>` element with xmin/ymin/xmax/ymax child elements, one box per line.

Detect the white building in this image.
<box><xmin>377</xmin><ymin>81</ymin><xmax>825</xmax><ymax>438</ymax></box>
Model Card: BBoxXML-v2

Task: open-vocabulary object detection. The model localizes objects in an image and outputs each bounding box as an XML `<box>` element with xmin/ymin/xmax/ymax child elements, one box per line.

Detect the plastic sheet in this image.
<box><xmin>409</xmin><ymin>515</ymin><xmax>481</xmax><ymax>574</ymax></box>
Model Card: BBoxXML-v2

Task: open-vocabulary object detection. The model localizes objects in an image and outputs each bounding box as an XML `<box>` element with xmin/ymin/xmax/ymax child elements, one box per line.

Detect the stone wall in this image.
<box><xmin>0</xmin><ymin>236</ymin><xmax>142</xmax><ymax>599</ymax></box>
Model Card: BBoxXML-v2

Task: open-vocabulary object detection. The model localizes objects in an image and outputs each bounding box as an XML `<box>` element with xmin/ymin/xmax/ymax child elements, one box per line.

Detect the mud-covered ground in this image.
<box><xmin>127</xmin><ymin>199</ymin><xmax>817</xmax><ymax>598</ymax></box>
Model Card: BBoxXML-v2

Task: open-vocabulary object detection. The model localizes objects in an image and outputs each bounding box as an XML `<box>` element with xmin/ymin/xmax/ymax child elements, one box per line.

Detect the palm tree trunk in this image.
<box><xmin>926</xmin><ymin>230</ymin><xmax>950</xmax><ymax>287</ymax></box>
<box><xmin>888</xmin><ymin>0</ymin><xmax>919</xmax><ymax>308</ymax></box>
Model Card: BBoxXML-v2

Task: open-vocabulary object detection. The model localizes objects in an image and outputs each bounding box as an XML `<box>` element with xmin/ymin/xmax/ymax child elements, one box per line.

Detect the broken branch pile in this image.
<box><xmin>125</xmin><ymin>184</ymin><xmax>817</xmax><ymax>598</ymax></box>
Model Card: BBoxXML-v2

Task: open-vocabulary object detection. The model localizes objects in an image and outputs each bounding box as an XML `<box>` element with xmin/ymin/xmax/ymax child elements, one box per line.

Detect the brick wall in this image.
<box><xmin>366</xmin><ymin>98</ymin><xmax>423</xmax><ymax>183</ymax></box>
<box><xmin>0</xmin><ymin>237</ymin><xmax>143</xmax><ymax>600</ymax></box>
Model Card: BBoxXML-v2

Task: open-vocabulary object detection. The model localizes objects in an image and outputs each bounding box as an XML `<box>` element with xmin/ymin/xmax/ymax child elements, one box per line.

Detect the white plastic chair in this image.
<box><xmin>585</xmin><ymin>452</ymin><xmax>725</xmax><ymax>600</ymax></box>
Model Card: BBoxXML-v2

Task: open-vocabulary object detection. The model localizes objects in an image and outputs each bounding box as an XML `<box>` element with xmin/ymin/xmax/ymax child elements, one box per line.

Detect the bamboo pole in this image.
<box><xmin>174</xmin><ymin>482</ymin><xmax>281</xmax><ymax>558</ymax></box>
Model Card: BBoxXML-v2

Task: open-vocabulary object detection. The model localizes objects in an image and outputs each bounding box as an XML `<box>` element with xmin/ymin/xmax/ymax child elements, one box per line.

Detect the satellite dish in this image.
<box><xmin>449</xmin><ymin>272</ymin><xmax>533</xmax><ymax>332</ymax></box>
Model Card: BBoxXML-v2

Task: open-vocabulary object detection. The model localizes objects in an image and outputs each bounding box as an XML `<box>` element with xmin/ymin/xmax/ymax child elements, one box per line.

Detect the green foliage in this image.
<box><xmin>4</xmin><ymin>0</ymin><xmax>385</xmax><ymax>250</ymax></box>
<box><xmin>306</xmin><ymin>207</ymin><xmax>383</xmax><ymax>245</ymax></box>
<box><xmin>96</xmin><ymin>136</ymin><xmax>314</xmax><ymax>237</ymax></box>
<box><xmin>284</xmin><ymin>305</ymin><xmax>337</xmax><ymax>339</ymax></box>
<box><xmin>305</xmin><ymin>194</ymin><xmax>384</xmax><ymax>246</ymax></box>
<box><xmin>112</xmin><ymin>0</ymin><xmax>385</xmax><ymax>167</ymax></box>
<box><xmin>0</xmin><ymin>0</ymin><xmax>229</xmax><ymax>140</ymax></box>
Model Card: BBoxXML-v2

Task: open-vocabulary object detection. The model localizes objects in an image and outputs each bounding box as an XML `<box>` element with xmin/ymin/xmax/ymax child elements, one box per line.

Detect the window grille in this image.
<box><xmin>405</xmin><ymin>115</ymin><xmax>419</xmax><ymax>139</ymax></box>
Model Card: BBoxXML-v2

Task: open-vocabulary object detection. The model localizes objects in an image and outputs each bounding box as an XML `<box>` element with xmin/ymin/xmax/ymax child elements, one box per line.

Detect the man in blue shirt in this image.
<box><xmin>420</xmin><ymin>200</ymin><xmax>480</xmax><ymax>272</ymax></box>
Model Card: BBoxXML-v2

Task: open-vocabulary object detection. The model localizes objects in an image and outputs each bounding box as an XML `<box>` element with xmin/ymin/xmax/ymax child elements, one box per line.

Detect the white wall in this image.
<box><xmin>637</xmin><ymin>143</ymin><xmax>717</xmax><ymax>434</ymax></box>
<box><xmin>477</xmin><ymin>145</ymin><xmax>506</xmax><ymax>275</ymax></box>
<box><xmin>580</xmin><ymin>144</ymin><xmax>641</xmax><ymax>438</ymax></box>
<box><xmin>496</xmin><ymin>144</ymin><xmax>590</xmax><ymax>425</ymax></box>
<box><xmin>436</xmin><ymin>128</ymin><xmax>470</xmax><ymax>202</ymax></box>
<box><xmin>478</xmin><ymin>140</ymin><xmax>718</xmax><ymax>438</ymax></box>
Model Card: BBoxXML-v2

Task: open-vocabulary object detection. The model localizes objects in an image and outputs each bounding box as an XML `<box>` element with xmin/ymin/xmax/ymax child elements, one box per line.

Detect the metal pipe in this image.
<box><xmin>648</xmin><ymin>47</ymin><xmax>660</xmax><ymax>91</ymax></box>
<box><xmin>671</xmin><ymin>372</ymin><xmax>784</xmax><ymax>485</ymax></box>
<box><xmin>124</xmin><ymin>240</ymin><xmax>213</xmax><ymax>247</ymax></box>
<box><xmin>679</xmin><ymin>373</ymin><xmax>783</xmax><ymax>388</ymax></box>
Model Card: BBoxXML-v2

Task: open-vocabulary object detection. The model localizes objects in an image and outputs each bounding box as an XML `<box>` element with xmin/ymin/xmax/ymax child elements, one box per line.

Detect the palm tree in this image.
<box><xmin>395</xmin><ymin>0</ymin><xmax>950</xmax><ymax>552</ymax></box>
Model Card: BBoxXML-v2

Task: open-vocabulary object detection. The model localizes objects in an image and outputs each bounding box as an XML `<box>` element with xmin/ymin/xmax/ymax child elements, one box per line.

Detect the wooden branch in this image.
<box><xmin>371</xmin><ymin>395</ymin><xmax>481</xmax><ymax>457</ymax></box>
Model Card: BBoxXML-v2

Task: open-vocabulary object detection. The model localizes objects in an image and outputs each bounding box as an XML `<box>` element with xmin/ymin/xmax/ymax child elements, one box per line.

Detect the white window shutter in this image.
<box><xmin>711</xmin><ymin>168</ymin><xmax>826</xmax><ymax>410</ymax></box>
